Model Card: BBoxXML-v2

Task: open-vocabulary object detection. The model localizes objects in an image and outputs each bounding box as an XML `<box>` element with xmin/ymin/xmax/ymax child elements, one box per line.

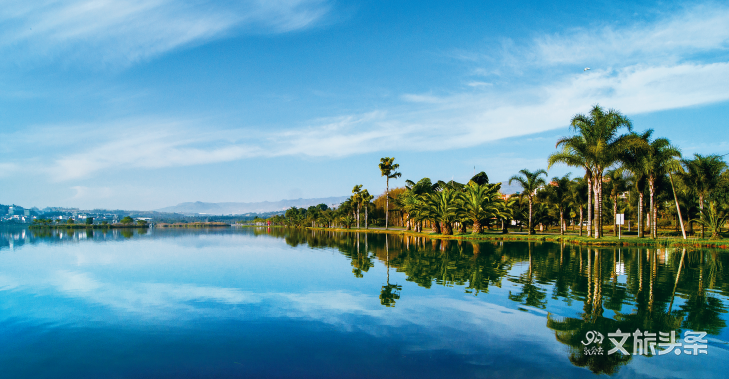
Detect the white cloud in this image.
<box><xmin>0</xmin><ymin>0</ymin><xmax>331</xmax><ymax>66</ymax></box>
<box><xmin>0</xmin><ymin>162</ymin><xmax>20</xmax><ymax>177</ymax></box>
<box><xmin>3</xmin><ymin>3</ymin><xmax>729</xmax><ymax>181</ymax></box>
<box><xmin>532</xmin><ymin>4</ymin><xmax>729</xmax><ymax>67</ymax></box>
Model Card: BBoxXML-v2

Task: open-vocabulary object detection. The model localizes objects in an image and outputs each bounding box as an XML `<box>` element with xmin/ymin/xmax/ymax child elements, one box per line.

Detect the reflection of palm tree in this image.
<box><xmin>508</xmin><ymin>242</ymin><xmax>548</xmax><ymax>308</ymax></box>
<box><xmin>380</xmin><ymin>235</ymin><xmax>402</xmax><ymax>307</ymax></box>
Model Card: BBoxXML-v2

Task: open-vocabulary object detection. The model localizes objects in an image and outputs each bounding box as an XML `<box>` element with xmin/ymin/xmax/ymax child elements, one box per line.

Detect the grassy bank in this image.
<box><xmin>307</xmin><ymin>226</ymin><xmax>729</xmax><ymax>250</ymax></box>
<box><xmin>156</xmin><ymin>222</ymin><xmax>230</xmax><ymax>228</ymax></box>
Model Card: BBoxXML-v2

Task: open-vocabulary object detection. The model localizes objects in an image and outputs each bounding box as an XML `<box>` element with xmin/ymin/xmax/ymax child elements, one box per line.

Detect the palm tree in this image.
<box><xmin>379</xmin><ymin>157</ymin><xmax>402</xmax><ymax>229</ymax></box>
<box><xmin>641</xmin><ymin>136</ymin><xmax>682</xmax><ymax>239</ymax></box>
<box><xmin>405</xmin><ymin>177</ymin><xmax>439</xmax><ymax>232</ymax></box>
<box><xmin>681</xmin><ymin>154</ymin><xmax>728</xmax><ymax>238</ymax></box>
<box><xmin>605</xmin><ymin>169</ymin><xmax>629</xmax><ymax>236</ymax></box>
<box><xmin>569</xmin><ymin>177</ymin><xmax>589</xmax><ymax>236</ymax></box>
<box><xmin>460</xmin><ymin>181</ymin><xmax>504</xmax><ymax>234</ymax></box>
<box><xmin>695</xmin><ymin>201</ymin><xmax>728</xmax><ymax>239</ymax></box>
<box><xmin>555</xmin><ymin>105</ymin><xmax>634</xmax><ymax>238</ymax></box>
<box><xmin>620</xmin><ymin>131</ymin><xmax>651</xmax><ymax>238</ymax></box>
<box><xmin>538</xmin><ymin>174</ymin><xmax>571</xmax><ymax>235</ymax></box>
<box><xmin>360</xmin><ymin>189</ymin><xmax>374</xmax><ymax>229</ymax></box>
<box><xmin>352</xmin><ymin>185</ymin><xmax>363</xmax><ymax>228</ymax></box>
<box><xmin>509</xmin><ymin>168</ymin><xmax>547</xmax><ymax>235</ymax></box>
<box><xmin>422</xmin><ymin>188</ymin><xmax>460</xmax><ymax>235</ymax></box>
<box><xmin>549</xmin><ymin>133</ymin><xmax>594</xmax><ymax>237</ymax></box>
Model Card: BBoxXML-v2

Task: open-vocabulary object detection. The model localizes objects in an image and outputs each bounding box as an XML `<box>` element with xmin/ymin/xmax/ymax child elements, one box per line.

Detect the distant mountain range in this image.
<box><xmin>156</xmin><ymin>196</ymin><xmax>349</xmax><ymax>215</ymax></box>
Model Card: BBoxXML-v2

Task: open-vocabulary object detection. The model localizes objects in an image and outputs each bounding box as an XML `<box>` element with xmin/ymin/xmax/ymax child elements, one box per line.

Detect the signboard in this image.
<box><xmin>616</xmin><ymin>214</ymin><xmax>625</xmax><ymax>225</ymax></box>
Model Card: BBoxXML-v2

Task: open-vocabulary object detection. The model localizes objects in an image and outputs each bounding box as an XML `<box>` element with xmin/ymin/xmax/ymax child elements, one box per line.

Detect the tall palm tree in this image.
<box><xmin>641</xmin><ymin>136</ymin><xmax>682</xmax><ymax>239</ymax></box>
<box><xmin>360</xmin><ymin>189</ymin><xmax>374</xmax><ymax>229</ymax></box>
<box><xmin>549</xmin><ymin>133</ymin><xmax>594</xmax><ymax>237</ymax></box>
<box><xmin>681</xmin><ymin>154</ymin><xmax>728</xmax><ymax>238</ymax></box>
<box><xmin>538</xmin><ymin>174</ymin><xmax>571</xmax><ymax>235</ymax></box>
<box><xmin>509</xmin><ymin>168</ymin><xmax>547</xmax><ymax>235</ymax></box>
<box><xmin>620</xmin><ymin>131</ymin><xmax>651</xmax><ymax>238</ymax></box>
<box><xmin>556</xmin><ymin>105</ymin><xmax>634</xmax><ymax>238</ymax></box>
<box><xmin>352</xmin><ymin>184</ymin><xmax>363</xmax><ymax>229</ymax></box>
<box><xmin>569</xmin><ymin>177</ymin><xmax>589</xmax><ymax>236</ymax></box>
<box><xmin>379</xmin><ymin>157</ymin><xmax>402</xmax><ymax>229</ymax></box>
<box><xmin>605</xmin><ymin>169</ymin><xmax>629</xmax><ymax>237</ymax></box>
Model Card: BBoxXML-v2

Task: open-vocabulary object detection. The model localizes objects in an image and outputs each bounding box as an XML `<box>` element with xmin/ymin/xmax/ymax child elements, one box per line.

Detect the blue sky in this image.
<box><xmin>1</xmin><ymin>0</ymin><xmax>728</xmax><ymax>210</ymax></box>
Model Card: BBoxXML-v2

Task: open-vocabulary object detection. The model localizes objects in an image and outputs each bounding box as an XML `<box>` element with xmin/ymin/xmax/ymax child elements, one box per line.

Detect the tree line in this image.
<box><xmin>267</xmin><ymin>105</ymin><xmax>729</xmax><ymax>240</ymax></box>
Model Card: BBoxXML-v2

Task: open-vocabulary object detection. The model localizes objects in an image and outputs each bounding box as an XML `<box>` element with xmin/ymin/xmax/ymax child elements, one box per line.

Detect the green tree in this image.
<box><xmin>620</xmin><ymin>130</ymin><xmax>652</xmax><ymax>238</ymax></box>
<box><xmin>422</xmin><ymin>188</ymin><xmax>460</xmax><ymax>235</ymax></box>
<box><xmin>694</xmin><ymin>201</ymin><xmax>728</xmax><ymax>239</ymax></box>
<box><xmin>558</xmin><ymin>105</ymin><xmax>634</xmax><ymax>238</ymax></box>
<box><xmin>352</xmin><ymin>185</ymin><xmax>363</xmax><ymax>228</ymax></box>
<box><xmin>538</xmin><ymin>175</ymin><xmax>572</xmax><ymax>235</ymax></box>
<box><xmin>120</xmin><ymin>216</ymin><xmax>134</xmax><ymax>225</ymax></box>
<box><xmin>460</xmin><ymin>181</ymin><xmax>504</xmax><ymax>234</ymax></box>
<box><xmin>549</xmin><ymin>128</ymin><xmax>594</xmax><ymax>237</ymax></box>
<box><xmin>359</xmin><ymin>189</ymin><xmax>374</xmax><ymax>229</ymax></box>
<box><xmin>379</xmin><ymin>157</ymin><xmax>402</xmax><ymax>229</ymax></box>
<box><xmin>605</xmin><ymin>169</ymin><xmax>629</xmax><ymax>236</ymax></box>
<box><xmin>681</xmin><ymin>154</ymin><xmax>727</xmax><ymax>238</ymax></box>
<box><xmin>85</xmin><ymin>217</ymin><xmax>94</xmax><ymax>225</ymax></box>
<box><xmin>509</xmin><ymin>169</ymin><xmax>547</xmax><ymax>235</ymax></box>
<box><xmin>569</xmin><ymin>177</ymin><xmax>589</xmax><ymax>236</ymax></box>
<box><xmin>640</xmin><ymin>135</ymin><xmax>682</xmax><ymax>239</ymax></box>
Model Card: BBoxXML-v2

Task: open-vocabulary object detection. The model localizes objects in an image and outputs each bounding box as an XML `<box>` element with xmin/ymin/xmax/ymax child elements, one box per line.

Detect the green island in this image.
<box><xmin>247</xmin><ymin>105</ymin><xmax>729</xmax><ymax>250</ymax></box>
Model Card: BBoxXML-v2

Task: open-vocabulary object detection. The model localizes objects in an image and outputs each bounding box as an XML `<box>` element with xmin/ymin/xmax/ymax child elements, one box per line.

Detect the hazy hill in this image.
<box><xmin>156</xmin><ymin>196</ymin><xmax>349</xmax><ymax>215</ymax></box>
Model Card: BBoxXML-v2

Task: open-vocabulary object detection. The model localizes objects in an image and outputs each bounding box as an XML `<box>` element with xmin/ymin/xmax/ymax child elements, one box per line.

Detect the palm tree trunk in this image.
<box><xmin>528</xmin><ymin>197</ymin><xmax>534</xmax><ymax>235</ymax></box>
<box><xmin>649</xmin><ymin>178</ymin><xmax>656</xmax><ymax>239</ymax></box>
<box><xmin>579</xmin><ymin>207</ymin><xmax>583</xmax><ymax>237</ymax></box>
<box><xmin>385</xmin><ymin>178</ymin><xmax>390</xmax><ymax>229</ymax></box>
<box><xmin>700</xmin><ymin>194</ymin><xmax>705</xmax><ymax>239</ymax></box>
<box><xmin>357</xmin><ymin>205</ymin><xmax>360</xmax><ymax>229</ymax></box>
<box><xmin>592</xmin><ymin>175</ymin><xmax>601</xmax><ymax>238</ymax></box>
<box><xmin>431</xmin><ymin>219</ymin><xmax>441</xmax><ymax>234</ymax></box>
<box><xmin>559</xmin><ymin>209</ymin><xmax>564</xmax><ymax>235</ymax></box>
<box><xmin>442</xmin><ymin>222</ymin><xmax>452</xmax><ymax>235</ymax></box>
<box><xmin>587</xmin><ymin>175</ymin><xmax>592</xmax><ymax>238</ymax></box>
<box><xmin>613</xmin><ymin>194</ymin><xmax>618</xmax><ymax>237</ymax></box>
<box><xmin>638</xmin><ymin>192</ymin><xmax>644</xmax><ymax>238</ymax></box>
<box><xmin>473</xmin><ymin>220</ymin><xmax>483</xmax><ymax>234</ymax></box>
<box><xmin>365</xmin><ymin>206</ymin><xmax>369</xmax><ymax>229</ymax></box>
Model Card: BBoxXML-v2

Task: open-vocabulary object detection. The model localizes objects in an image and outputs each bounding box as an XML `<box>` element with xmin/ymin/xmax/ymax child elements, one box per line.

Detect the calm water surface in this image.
<box><xmin>1</xmin><ymin>226</ymin><xmax>728</xmax><ymax>378</ymax></box>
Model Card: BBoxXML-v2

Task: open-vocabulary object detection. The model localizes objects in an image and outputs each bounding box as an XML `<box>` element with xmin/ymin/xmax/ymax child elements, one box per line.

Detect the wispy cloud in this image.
<box><xmin>4</xmin><ymin>3</ymin><xmax>729</xmax><ymax>181</ymax></box>
<box><xmin>531</xmin><ymin>4</ymin><xmax>729</xmax><ymax>67</ymax></box>
<box><xmin>0</xmin><ymin>0</ymin><xmax>331</xmax><ymax>66</ymax></box>
<box><xmin>43</xmin><ymin>119</ymin><xmax>264</xmax><ymax>180</ymax></box>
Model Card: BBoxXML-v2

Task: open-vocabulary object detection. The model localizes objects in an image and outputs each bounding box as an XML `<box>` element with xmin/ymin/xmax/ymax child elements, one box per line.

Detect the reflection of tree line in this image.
<box><xmin>256</xmin><ymin>227</ymin><xmax>728</xmax><ymax>375</ymax></box>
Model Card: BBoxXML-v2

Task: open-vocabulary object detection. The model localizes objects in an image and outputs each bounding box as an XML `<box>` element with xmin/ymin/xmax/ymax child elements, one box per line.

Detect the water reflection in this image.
<box><xmin>255</xmin><ymin>228</ymin><xmax>729</xmax><ymax>375</ymax></box>
<box><xmin>1</xmin><ymin>226</ymin><xmax>728</xmax><ymax>377</ymax></box>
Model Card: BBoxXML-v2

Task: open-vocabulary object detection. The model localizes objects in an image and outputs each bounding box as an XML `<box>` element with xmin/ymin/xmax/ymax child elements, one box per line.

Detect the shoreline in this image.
<box><xmin>29</xmin><ymin>224</ymin><xmax>149</xmax><ymax>230</ymax></box>
<box><xmin>306</xmin><ymin>226</ymin><xmax>729</xmax><ymax>250</ymax></box>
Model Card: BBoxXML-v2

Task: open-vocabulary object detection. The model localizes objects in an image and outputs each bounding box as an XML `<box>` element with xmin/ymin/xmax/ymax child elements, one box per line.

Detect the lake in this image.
<box><xmin>1</xmin><ymin>226</ymin><xmax>728</xmax><ymax>378</ymax></box>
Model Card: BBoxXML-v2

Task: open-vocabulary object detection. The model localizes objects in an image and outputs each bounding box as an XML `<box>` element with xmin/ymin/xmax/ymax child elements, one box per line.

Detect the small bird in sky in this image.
<box><xmin>584</xmin><ymin>67</ymin><xmax>590</xmax><ymax>71</ymax></box>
